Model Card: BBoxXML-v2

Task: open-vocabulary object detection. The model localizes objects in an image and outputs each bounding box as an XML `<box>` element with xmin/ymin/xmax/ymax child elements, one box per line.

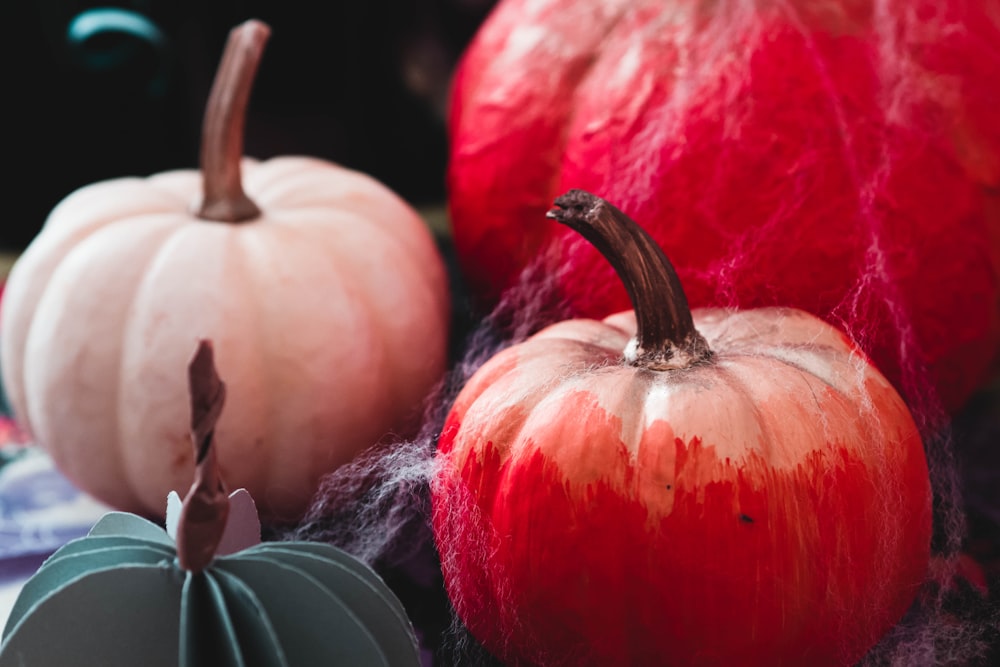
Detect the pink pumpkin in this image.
<box><xmin>0</xmin><ymin>20</ymin><xmax>450</xmax><ymax>522</ymax></box>
<box><xmin>446</xmin><ymin>0</ymin><xmax>1000</xmax><ymax>413</ymax></box>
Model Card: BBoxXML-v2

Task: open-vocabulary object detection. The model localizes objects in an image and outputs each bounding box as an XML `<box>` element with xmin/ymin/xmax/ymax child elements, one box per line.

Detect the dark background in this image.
<box><xmin>2</xmin><ymin>0</ymin><xmax>498</xmax><ymax>251</ymax></box>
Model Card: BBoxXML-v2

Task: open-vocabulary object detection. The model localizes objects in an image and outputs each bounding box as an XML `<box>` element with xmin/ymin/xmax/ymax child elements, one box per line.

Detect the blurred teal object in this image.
<box><xmin>66</xmin><ymin>7</ymin><xmax>170</xmax><ymax>97</ymax></box>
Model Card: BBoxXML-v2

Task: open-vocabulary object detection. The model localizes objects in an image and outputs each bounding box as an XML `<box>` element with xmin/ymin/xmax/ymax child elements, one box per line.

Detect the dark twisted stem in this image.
<box><xmin>547</xmin><ymin>189</ymin><xmax>711</xmax><ymax>370</ymax></box>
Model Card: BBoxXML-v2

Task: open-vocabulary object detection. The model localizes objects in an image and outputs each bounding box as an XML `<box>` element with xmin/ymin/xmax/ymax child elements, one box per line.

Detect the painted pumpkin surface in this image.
<box><xmin>432</xmin><ymin>191</ymin><xmax>932</xmax><ymax>666</ymax></box>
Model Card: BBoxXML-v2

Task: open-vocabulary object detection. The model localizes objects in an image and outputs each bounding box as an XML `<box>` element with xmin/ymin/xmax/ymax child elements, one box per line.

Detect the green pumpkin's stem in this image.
<box><xmin>547</xmin><ymin>189</ymin><xmax>712</xmax><ymax>371</ymax></box>
<box><xmin>196</xmin><ymin>19</ymin><xmax>269</xmax><ymax>223</ymax></box>
<box><xmin>176</xmin><ymin>339</ymin><xmax>230</xmax><ymax>572</ymax></box>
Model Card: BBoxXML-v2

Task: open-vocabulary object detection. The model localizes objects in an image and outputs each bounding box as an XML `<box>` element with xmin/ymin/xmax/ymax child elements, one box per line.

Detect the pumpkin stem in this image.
<box><xmin>176</xmin><ymin>339</ymin><xmax>230</xmax><ymax>572</ymax></box>
<box><xmin>547</xmin><ymin>189</ymin><xmax>712</xmax><ymax>370</ymax></box>
<box><xmin>196</xmin><ymin>19</ymin><xmax>269</xmax><ymax>223</ymax></box>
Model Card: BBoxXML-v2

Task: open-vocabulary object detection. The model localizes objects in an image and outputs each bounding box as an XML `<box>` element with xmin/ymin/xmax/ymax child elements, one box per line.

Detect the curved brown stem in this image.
<box><xmin>176</xmin><ymin>339</ymin><xmax>229</xmax><ymax>572</ymax></box>
<box><xmin>547</xmin><ymin>189</ymin><xmax>712</xmax><ymax>371</ymax></box>
<box><xmin>196</xmin><ymin>19</ymin><xmax>269</xmax><ymax>223</ymax></box>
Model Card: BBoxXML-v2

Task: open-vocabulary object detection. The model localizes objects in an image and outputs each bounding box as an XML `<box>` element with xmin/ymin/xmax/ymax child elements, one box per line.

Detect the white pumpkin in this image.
<box><xmin>0</xmin><ymin>20</ymin><xmax>450</xmax><ymax>522</ymax></box>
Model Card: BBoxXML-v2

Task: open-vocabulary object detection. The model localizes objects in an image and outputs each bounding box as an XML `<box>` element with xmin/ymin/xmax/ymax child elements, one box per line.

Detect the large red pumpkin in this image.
<box><xmin>432</xmin><ymin>191</ymin><xmax>932</xmax><ymax>666</ymax></box>
<box><xmin>446</xmin><ymin>0</ymin><xmax>1000</xmax><ymax>413</ymax></box>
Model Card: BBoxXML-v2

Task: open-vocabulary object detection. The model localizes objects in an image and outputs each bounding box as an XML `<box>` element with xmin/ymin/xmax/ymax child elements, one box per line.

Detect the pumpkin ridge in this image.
<box><xmin>234</xmin><ymin>222</ymin><xmax>396</xmax><ymax>513</ymax></box>
<box><xmin>242</xmin><ymin>156</ymin><xmax>325</xmax><ymax>203</ymax></box>
<box><xmin>208</xmin><ymin>568</ymin><xmax>290</xmax><ymax>666</ymax></box>
<box><xmin>228</xmin><ymin>231</ymin><xmax>283</xmax><ymax>509</ymax></box>
<box><xmin>233</xmin><ymin>545</ymin><xmax>420</xmax><ymax>661</ymax></box>
<box><xmin>266</xmin><ymin>199</ymin><xmax>447</xmax><ymax>312</ymax></box>
<box><xmin>452</xmin><ymin>383</ymin><xmax>536</xmax><ymax>474</ymax></box>
<box><xmin>280</xmin><ymin>205</ymin><xmax>444</xmax><ymax>309</ymax></box>
<box><xmin>711</xmin><ymin>356</ymin><xmax>829</xmax><ymax>472</ymax></box>
<box><xmin>512</xmin><ymin>385</ymin><xmax>634</xmax><ymax>489</ymax></box>
<box><xmin>4</xmin><ymin>210</ymin><xmax>178</xmax><ymax>444</ymax></box>
<box><xmin>41</xmin><ymin>180</ymin><xmax>184</xmax><ymax>238</ymax></box>
<box><xmin>111</xmin><ymin>225</ymin><xmax>236</xmax><ymax>516</ymax></box>
<box><xmin>446</xmin><ymin>0</ymin><xmax>633</xmax><ymax>298</ymax></box>
<box><xmin>29</xmin><ymin>218</ymin><xmax>183</xmax><ymax>510</ymax></box>
<box><xmin>245</xmin><ymin>158</ymin><xmax>428</xmax><ymax>231</ymax></box>
<box><xmin>553</xmin><ymin>0</ymin><xmax>693</xmax><ymax>200</ymax></box>
<box><xmin>577</xmin><ymin>366</ymin><xmax>654</xmax><ymax>463</ymax></box>
<box><xmin>217</xmin><ymin>556</ymin><xmax>391</xmax><ymax>665</ymax></box>
<box><xmin>548</xmin><ymin>37</ymin><xmax>621</xmax><ymax>208</ymax></box>
<box><xmin>179</xmin><ymin>570</ymin><xmax>245</xmax><ymax>667</ymax></box>
<box><xmin>40</xmin><ymin>537</ymin><xmax>175</xmax><ymax>566</ymax></box>
<box><xmin>756</xmin><ymin>344</ymin><xmax>859</xmax><ymax>411</ymax></box>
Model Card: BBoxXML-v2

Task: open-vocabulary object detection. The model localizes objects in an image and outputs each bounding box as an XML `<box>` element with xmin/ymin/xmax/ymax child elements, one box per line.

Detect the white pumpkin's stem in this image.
<box><xmin>196</xmin><ymin>20</ymin><xmax>268</xmax><ymax>223</ymax></box>
<box><xmin>176</xmin><ymin>339</ymin><xmax>230</xmax><ymax>572</ymax></box>
<box><xmin>547</xmin><ymin>189</ymin><xmax>712</xmax><ymax>371</ymax></box>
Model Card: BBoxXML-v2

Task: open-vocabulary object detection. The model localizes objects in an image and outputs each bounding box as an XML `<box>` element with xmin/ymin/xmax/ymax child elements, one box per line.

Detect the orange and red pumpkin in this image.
<box><xmin>432</xmin><ymin>190</ymin><xmax>932</xmax><ymax>666</ymax></box>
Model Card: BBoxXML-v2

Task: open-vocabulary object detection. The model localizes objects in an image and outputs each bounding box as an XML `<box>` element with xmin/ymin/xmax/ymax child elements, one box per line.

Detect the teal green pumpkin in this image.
<box><xmin>0</xmin><ymin>512</ymin><xmax>421</xmax><ymax>667</ymax></box>
<box><xmin>0</xmin><ymin>340</ymin><xmax>421</xmax><ymax>667</ymax></box>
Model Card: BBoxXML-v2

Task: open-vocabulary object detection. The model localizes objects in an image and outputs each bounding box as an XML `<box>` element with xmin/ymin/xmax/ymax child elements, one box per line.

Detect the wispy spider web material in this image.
<box><xmin>289</xmin><ymin>254</ymin><xmax>997</xmax><ymax>666</ymax></box>
<box><xmin>289</xmin><ymin>260</ymin><xmax>569</xmax><ymax>665</ymax></box>
<box><xmin>291</xmin><ymin>0</ymin><xmax>999</xmax><ymax>663</ymax></box>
